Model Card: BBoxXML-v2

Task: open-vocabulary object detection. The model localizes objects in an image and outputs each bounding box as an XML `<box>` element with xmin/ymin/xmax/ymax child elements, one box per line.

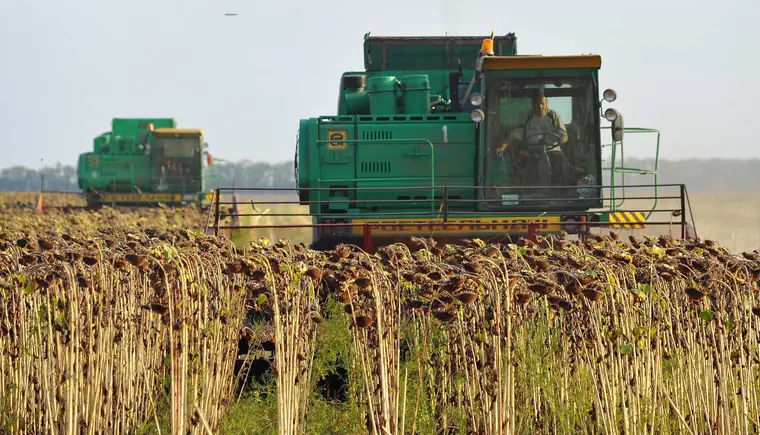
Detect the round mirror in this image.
<box><xmin>603</xmin><ymin>89</ymin><xmax>617</xmax><ymax>102</ymax></box>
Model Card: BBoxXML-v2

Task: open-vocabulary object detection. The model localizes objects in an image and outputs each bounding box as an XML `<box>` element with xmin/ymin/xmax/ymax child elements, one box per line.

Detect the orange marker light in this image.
<box><xmin>480</xmin><ymin>38</ymin><xmax>494</xmax><ymax>56</ymax></box>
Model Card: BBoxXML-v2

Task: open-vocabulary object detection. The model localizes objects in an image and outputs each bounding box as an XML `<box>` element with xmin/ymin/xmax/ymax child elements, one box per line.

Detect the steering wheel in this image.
<box><xmin>522</xmin><ymin>131</ymin><xmax>564</xmax><ymax>153</ymax></box>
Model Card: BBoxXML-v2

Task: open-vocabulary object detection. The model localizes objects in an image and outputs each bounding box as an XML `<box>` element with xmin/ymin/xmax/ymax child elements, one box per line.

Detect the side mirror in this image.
<box><xmin>612</xmin><ymin>113</ymin><xmax>624</xmax><ymax>142</ymax></box>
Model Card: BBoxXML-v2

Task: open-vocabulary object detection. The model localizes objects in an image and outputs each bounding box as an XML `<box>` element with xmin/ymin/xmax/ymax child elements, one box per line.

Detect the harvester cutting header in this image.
<box><xmin>212</xmin><ymin>31</ymin><xmax>695</xmax><ymax>250</ymax></box>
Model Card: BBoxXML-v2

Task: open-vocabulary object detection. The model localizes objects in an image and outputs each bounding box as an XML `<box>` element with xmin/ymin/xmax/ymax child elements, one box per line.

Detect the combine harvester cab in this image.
<box><xmin>77</xmin><ymin>118</ymin><xmax>217</xmax><ymax>209</ymax></box>
<box><xmin>210</xmin><ymin>32</ymin><xmax>698</xmax><ymax>250</ymax></box>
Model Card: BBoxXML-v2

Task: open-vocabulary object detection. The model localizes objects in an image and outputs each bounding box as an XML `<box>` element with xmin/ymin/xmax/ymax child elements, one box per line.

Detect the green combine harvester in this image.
<box><xmin>77</xmin><ymin>118</ymin><xmax>218</xmax><ymax>208</ymax></box>
<box><xmin>213</xmin><ymin>31</ymin><xmax>694</xmax><ymax>249</ymax></box>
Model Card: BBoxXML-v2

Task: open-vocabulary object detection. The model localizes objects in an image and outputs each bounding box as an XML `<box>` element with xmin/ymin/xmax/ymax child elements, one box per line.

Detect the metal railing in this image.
<box><xmin>601</xmin><ymin>126</ymin><xmax>662</xmax><ymax>215</ymax></box>
<box><xmin>85</xmin><ymin>176</ymin><xmax>203</xmax><ymax>196</ymax></box>
<box><xmin>207</xmin><ymin>183</ymin><xmax>698</xmax><ymax>250</ymax></box>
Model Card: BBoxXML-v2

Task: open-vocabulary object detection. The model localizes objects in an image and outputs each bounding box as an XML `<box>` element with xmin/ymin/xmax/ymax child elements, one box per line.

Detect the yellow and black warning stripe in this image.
<box><xmin>608</xmin><ymin>211</ymin><xmax>646</xmax><ymax>229</ymax></box>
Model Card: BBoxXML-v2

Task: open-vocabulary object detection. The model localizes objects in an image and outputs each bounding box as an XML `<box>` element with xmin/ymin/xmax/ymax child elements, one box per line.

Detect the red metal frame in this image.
<box><xmin>362</xmin><ymin>223</ymin><xmax>375</xmax><ymax>253</ymax></box>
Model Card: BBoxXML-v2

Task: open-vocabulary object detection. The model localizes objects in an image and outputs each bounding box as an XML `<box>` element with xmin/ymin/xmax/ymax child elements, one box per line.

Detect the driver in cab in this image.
<box><xmin>495</xmin><ymin>90</ymin><xmax>569</xmax><ymax>184</ymax></box>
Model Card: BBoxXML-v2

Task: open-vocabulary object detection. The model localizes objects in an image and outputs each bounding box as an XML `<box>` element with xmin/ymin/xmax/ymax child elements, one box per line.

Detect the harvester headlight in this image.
<box><xmin>604</xmin><ymin>108</ymin><xmax>619</xmax><ymax>122</ymax></box>
<box><xmin>469</xmin><ymin>92</ymin><xmax>484</xmax><ymax>107</ymax></box>
<box><xmin>602</xmin><ymin>89</ymin><xmax>617</xmax><ymax>102</ymax></box>
<box><xmin>470</xmin><ymin>109</ymin><xmax>485</xmax><ymax>123</ymax></box>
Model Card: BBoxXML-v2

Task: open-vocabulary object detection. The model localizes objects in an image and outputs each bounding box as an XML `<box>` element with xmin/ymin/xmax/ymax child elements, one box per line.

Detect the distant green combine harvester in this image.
<box><xmin>77</xmin><ymin>118</ymin><xmax>221</xmax><ymax>209</ymax></box>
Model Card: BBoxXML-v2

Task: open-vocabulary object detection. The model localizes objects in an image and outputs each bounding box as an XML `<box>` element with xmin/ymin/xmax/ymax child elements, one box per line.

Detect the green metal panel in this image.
<box><xmin>367</xmin><ymin>76</ymin><xmax>400</xmax><ymax>114</ymax></box>
<box><xmin>92</xmin><ymin>133</ymin><xmax>111</xmax><ymax>153</ymax></box>
<box><xmin>399</xmin><ymin>74</ymin><xmax>431</xmax><ymax>114</ymax></box>
<box><xmin>76</xmin><ymin>153</ymin><xmax>91</xmax><ymax>191</ymax></box>
<box><xmin>306</xmin><ymin>118</ymin><xmax>321</xmax><ymax>215</ymax></box>
<box><xmin>297</xmin><ymin>119</ymin><xmax>311</xmax><ymax>203</ymax></box>
<box><xmin>80</xmin><ymin>153</ymin><xmax>152</xmax><ymax>192</ymax></box>
<box><xmin>339</xmin><ymin>90</ymin><xmax>371</xmax><ymax>115</ymax></box>
<box><xmin>315</xmin><ymin>117</ymin><xmax>356</xmax><ymax>213</ymax></box>
<box><xmin>347</xmin><ymin>114</ymin><xmax>475</xmax><ymax>211</ymax></box>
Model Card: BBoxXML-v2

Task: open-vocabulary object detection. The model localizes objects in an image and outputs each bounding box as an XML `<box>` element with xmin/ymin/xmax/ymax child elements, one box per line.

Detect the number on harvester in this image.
<box><xmin>441</xmin><ymin>125</ymin><xmax>448</xmax><ymax>143</ymax></box>
<box><xmin>327</xmin><ymin>130</ymin><xmax>347</xmax><ymax>150</ymax></box>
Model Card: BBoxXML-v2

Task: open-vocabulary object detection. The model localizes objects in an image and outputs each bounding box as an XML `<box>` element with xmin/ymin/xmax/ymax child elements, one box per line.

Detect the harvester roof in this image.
<box><xmin>153</xmin><ymin>128</ymin><xmax>204</xmax><ymax>136</ymax></box>
<box><xmin>482</xmin><ymin>54</ymin><xmax>602</xmax><ymax>71</ymax></box>
<box><xmin>363</xmin><ymin>33</ymin><xmax>517</xmax><ymax>71</ymax></box>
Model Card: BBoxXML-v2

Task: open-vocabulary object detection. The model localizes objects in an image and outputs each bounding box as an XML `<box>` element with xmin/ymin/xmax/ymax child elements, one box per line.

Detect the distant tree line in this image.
<box><xmin>0</xmin><ymin>163</ymin><xmax>78</xmax><ymax>192</ymax></box>
<box><xmin>1</xmin><ymin>158</ymin><xmax>758</xmax><ymax>193</ymax></box>
<box><xmin>0</xmin><ymin>160</ymin><xmax>299</xmax><ymax>192</ymax></box>
<box><xmin>603</xmin><ymin>158</ymin><xmax>760</xmax><ymax>192</ymax></box>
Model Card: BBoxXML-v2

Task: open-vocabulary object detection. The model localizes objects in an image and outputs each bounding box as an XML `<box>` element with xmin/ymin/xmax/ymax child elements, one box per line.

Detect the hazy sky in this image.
<box><xmin>1</xmin><ymin>0</ymin><xmax>758</xmax><ymax>169</ymax></box>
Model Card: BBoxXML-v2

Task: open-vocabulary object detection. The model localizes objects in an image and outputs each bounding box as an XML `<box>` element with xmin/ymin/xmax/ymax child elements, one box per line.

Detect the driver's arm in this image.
<box><xmin>500</xmin><ymin>127</ymin><xmax>526</xmax><ymax>155</ymax></box>
<box><xmin>496</xmin><ymin>141</ymin><xmax>510</xmax><ymax>156</ymax></box>
<box><xmin>553</xmin><ymin>112</ymin><xmax>569</xmax><ymax>144</ymax></box>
